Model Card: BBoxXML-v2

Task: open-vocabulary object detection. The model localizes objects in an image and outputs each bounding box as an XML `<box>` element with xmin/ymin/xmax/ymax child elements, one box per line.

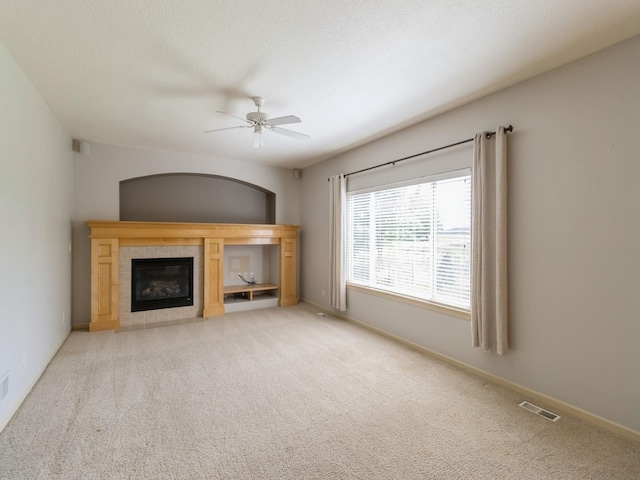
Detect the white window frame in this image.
<box><xmin>345</xmin><ymin>169</ymin><xmax>471</xmax><ymax>318</ymax></box>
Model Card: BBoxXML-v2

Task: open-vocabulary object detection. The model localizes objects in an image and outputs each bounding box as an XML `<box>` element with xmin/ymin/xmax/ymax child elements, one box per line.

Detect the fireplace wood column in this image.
<box><xmin>203</xmin><ymin>237</ymin><xmax>225</xmax><ymax>317</ymax></box>
<box><xmin>86</xmin><ymin>221</ymin><xmax>300</xmax><ymax>331</ymax></box>
<box><xmin>280</xmin><ymin>236</ymin><xmax>297</xmax><ymax>307</ymax></box>
<box><xmin>90</xmin><ymin>237</ymin><xmax>120</xmax><ymax>331</ymax></box>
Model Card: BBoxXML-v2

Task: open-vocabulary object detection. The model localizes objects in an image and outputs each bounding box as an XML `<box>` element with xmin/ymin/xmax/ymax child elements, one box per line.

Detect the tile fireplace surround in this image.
<box><xmin>86</xmin><ymin>221</ymin><xmax>299</xmax><ymax>332</ymax></box>
<box><xmin>119</xmin><ymin>245</ymin><xmax>203</xmax><ymax>329</ymax></box>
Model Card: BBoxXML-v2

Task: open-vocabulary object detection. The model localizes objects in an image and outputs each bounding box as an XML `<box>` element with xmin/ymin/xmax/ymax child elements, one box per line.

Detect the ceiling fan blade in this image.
<box><xmin>270</xmin><ymin>126</ymin><xmax>310</xmax><ymax>140</ymax></box>
<box><xmin>268</xmin><ymin>115</ymin><xmax>301</xmax><ymax>126</ymax></box>
<box><xmin>203</xmin><ymin>125</ymin><xmax>251</xmax><ymax>133</ymax></box>
<box><xmin>216</xmin><ymin>110</ymin><xmax>253</xmax><ymax>125</ymax></box>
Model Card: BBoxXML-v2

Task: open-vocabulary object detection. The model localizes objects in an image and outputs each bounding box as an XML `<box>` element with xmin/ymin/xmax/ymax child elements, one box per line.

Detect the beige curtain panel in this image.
<box><xmin>471</xmin><ymin>127</ymin><xmax>508</xmax><ymax>355</ymax></box>
<box><xmin>329</xmin><ymin>174</ymin><xmax>347</xmax><ymax>311</ymax></box>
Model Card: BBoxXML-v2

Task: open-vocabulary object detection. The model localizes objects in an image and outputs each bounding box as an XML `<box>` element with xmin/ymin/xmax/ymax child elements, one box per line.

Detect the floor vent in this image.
<box><xmin>519</xmin><ymin>401</ymin><xmax>561</xmax><ymax>421</ymax></box>
<box><xmin>316</xmin><ymin>312</ymin><xmax>327</xmax><ymax>317</ymax></box>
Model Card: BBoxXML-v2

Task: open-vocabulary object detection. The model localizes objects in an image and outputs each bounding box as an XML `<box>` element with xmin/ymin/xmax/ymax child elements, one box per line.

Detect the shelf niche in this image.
<box><xmin>223</xmin><ymin>244</ymin><xmax>280</xmax><ymax>312</ymax></box>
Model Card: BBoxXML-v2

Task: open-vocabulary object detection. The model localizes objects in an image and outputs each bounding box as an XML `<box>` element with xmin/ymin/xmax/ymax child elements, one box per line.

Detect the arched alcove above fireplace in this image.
<box><xmin>120</xmin><ymin>173</ymin><xmax>275</xmax><ymax>224</ymax></box>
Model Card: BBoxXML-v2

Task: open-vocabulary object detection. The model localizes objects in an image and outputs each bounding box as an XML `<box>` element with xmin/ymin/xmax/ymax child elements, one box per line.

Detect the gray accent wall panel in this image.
<box><xmin>120</xmin><ymin>173</ymin><xmax>275</xmax><ymax>224</ymax></box>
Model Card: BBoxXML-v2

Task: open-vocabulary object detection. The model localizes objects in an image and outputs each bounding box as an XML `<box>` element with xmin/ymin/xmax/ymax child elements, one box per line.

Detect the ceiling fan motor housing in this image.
<box><xmin>247</xmin><ymin>111</ymin><xmax>269</xmax><ymax>125</ymax></box>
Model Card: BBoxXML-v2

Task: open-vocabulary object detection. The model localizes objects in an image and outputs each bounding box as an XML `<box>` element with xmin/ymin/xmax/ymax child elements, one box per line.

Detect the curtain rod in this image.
<box><xmin>328</xmin><ymin>125</ymin><xmax>513</xmax><ymax>181</ymax></box>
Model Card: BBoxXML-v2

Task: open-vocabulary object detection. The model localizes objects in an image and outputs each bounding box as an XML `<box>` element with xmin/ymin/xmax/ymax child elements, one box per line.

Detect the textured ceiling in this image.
<box><xmin>2</xmin><ymin>1</ymin><xmax>640</xmax><ymax>168</ymax></box>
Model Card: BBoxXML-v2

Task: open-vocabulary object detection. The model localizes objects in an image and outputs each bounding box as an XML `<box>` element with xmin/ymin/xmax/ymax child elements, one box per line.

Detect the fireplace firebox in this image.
<box><xmin>131</xmin><ymin>257</ymin><xmax>194</xmax><ymax>312</ymax></box>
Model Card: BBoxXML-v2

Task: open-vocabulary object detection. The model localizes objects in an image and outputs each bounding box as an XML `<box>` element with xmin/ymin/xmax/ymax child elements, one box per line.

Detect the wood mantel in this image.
<box><xmin>86</xmin><ymin>221</ymin><xmax>300</xmax><ymax>332</ymax></box>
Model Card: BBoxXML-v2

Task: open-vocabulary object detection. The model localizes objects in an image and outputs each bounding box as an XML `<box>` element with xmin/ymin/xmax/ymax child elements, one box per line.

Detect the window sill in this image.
<box><xmin>346</xmin><ymin>283</ymin><xmax>471</xmax><ymax>321</ymax></box>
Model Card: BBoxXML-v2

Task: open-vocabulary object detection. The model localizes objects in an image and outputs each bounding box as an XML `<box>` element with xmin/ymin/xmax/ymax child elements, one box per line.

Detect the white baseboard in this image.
<box><xmin>0</xmin><ymin>331</ymin><xmax>70</xmax><ymax>433</ymax></box>
<box><xmin>301</xmin><ymin>299</ymin><xmax>640</xmax><ymax>444</ymax></box>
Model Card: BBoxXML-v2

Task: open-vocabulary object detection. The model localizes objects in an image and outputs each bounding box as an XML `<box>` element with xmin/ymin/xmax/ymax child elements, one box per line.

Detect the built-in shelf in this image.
<box><xmin>223</xmin><ymin>283</ymin><xmax>278</xmax><ymax>301</ymax></box>
<box><xmin>223</xmin><ymin>283</ymin><xmax>280</xmax><ymax>313</ymax></box>
<box><xmin>223</xmin><ymin>292</ymin><xmax>280</xmax><ymax>313</ymax></box>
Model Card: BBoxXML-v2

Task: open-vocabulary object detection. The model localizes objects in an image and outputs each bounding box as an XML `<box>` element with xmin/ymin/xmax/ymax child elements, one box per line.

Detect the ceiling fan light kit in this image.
<box><xmin>205</xmin><ymin>96</ymin><xmax>309</xmax><ymax>149</ymax></box>
<box><xmin>253</xmin><ymin>124</ymin><xmax>265</xmax><ymax>149</ymax></box>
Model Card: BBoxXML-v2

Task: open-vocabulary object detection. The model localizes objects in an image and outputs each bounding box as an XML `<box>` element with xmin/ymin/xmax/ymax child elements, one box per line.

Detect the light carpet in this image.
<box><xmin>1</xmin><ymin>304</ymin><xmax>638</xmax><ymax>479</ymax></box>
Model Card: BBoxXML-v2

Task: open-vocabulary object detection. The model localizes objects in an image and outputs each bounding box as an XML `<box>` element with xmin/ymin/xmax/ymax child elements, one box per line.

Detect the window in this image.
<box><xmin>346</xmin><ymin>171</ymin><xmax>471</xmax><ymax>310</ymax></box>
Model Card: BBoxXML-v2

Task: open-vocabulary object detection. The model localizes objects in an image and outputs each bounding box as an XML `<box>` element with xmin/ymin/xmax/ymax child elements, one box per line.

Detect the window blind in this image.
<box><xmin>346</xmin><ymin>173</ymin><xmax>471</xmax><ymax>310</ymax></box>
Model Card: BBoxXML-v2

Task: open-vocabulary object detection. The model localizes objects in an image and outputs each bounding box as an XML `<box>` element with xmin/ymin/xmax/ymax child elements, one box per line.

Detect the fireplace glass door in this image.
<box><xmin>131</xmin><ymin>257</ymin><xmax>194</xmax><ymax>312</ymax></box>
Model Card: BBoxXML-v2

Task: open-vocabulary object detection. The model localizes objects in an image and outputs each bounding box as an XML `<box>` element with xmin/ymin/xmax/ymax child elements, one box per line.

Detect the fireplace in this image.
<box><xmin>131</xmin><ymin>257</ymin><xmax>194</xmax><ymax>312</ymax></box>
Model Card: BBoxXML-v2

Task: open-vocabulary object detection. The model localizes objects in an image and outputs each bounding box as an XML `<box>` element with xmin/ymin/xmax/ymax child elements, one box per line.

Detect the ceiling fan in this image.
<box><xmin>204</xmin><ymin>96</ymin><xmax>309</xmax><ymax>148</ymax></box>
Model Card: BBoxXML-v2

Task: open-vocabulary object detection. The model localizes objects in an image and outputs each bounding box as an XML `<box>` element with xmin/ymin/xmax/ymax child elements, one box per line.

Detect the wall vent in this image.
<box><xmin>519</xmin><ymin>401</ymin><xmax>561</xmax><ymax>421</ymax></box>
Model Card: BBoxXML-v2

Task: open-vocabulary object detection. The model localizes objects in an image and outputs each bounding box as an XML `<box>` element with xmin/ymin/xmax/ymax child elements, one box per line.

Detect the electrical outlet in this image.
<box><xmin>62</xmin><ymin>312</ymin><xmax>65</xmax><ymax>324</ymax></box>
<box><xmin>22</xmin><ymin>352</ymin><xmax>27</xmax><ymax>370</ymax></box>
<box><xmin>321</xmin><ymin>289</ymin><xmax>326</xmax><ymax>298</ymax></box>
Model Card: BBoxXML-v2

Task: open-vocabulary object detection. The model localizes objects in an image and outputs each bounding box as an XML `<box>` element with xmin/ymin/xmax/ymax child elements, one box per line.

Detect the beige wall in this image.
<box><xmin>300</xmin><ymin>35</ymin><xmax>640</xmax><ymax>432</ymax></box>
<box><xmin>0</xmin><ymin>41</ymin><xmax>73</xmax><ymax>430</ymax></box>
